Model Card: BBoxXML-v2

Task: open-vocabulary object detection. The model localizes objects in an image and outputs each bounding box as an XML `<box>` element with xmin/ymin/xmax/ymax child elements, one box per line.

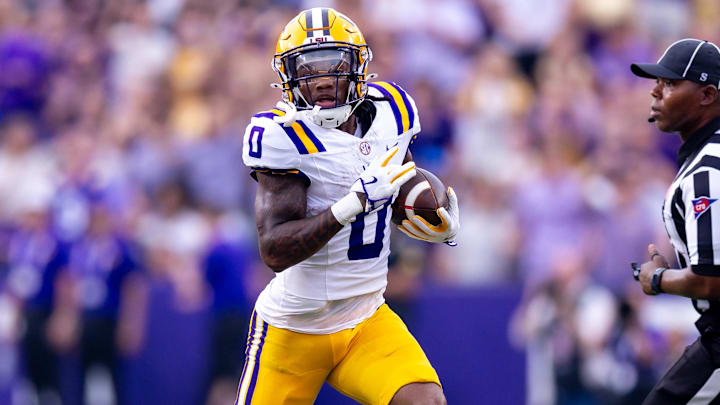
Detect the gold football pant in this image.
<box><xmin>234</xmin><ymin>303</ymin><xmax>441</xmax><ymax>405</ymax></box>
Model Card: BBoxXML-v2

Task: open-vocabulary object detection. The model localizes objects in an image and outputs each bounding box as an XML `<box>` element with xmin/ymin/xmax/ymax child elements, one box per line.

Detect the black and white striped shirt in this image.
<box><xmin>663</xmin><ymin>116</ymin><xmax>720</xmax><ymax>333</ymax></box>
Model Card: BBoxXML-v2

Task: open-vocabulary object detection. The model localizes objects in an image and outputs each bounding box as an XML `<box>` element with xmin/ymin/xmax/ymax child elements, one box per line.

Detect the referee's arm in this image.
<box><xmin>639</xmin><ymin>170</ymin><xmax>720</xmax><ymax>298</ymax></box>
<box><xmin>657</xmin><ymin>266</ymin><xmax>720</xmax><ymax>298</ymax></box>
<box><xmin>639</xmin><ymin>245</ymin><xmax>720</xmax><ymax>298</ymax></box>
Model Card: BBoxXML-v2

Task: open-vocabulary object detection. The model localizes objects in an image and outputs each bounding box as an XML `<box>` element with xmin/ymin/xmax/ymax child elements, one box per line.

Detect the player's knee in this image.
<box><xmin>389</xmin><ymin>382</ymin><xmax>446</xmax><ymax>405</ymax></box>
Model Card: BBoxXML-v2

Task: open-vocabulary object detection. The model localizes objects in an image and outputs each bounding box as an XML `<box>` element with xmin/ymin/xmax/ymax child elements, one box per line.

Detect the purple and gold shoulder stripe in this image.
<box><xmin>253</xmin><ymin>108</ymin><xmax>287</xmax><ymax>120</ymax></box>
<box><xmin>253</xmin><ymin>109</ymin><xmax>326</xmax><ymax>155</ymax></box>
<box><xmin>368</xmin><ymin>81</ymin><xmax>415</xmax><ymax>135</ymax></box>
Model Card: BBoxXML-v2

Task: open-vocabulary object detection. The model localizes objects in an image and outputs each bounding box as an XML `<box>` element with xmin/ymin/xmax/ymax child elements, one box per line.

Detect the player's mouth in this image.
<box><xmin>314</xmin><ymin>95</ymin><xmax>337</xmax><ymax>108</ymax></box>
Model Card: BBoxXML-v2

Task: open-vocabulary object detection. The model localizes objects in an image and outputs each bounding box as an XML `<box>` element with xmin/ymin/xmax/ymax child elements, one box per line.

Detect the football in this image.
<box><xmin>391</xmin><ymin>167</ymin><xmax>449</xmax><ymax>226</ymax></box>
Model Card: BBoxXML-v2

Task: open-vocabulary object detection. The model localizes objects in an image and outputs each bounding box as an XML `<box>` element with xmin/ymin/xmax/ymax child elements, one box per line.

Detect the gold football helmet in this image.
<box><xmin>272</xmin><ymin>8</ymin><xmax>373</xmax><ymax>128</ymax></box>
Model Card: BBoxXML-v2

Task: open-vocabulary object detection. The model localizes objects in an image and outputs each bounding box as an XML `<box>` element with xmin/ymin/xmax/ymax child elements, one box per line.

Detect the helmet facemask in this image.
<box><xmin>273</xmin><ymin>43</ymin><xmax>372</xmax><ymax>128</ymax></box>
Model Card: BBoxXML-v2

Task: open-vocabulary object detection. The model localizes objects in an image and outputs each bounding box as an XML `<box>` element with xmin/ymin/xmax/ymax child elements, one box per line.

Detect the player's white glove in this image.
<box><xmin>272</xmin><ymin>101</ymin><xmax>299</xmax><ymax>127</ymax></box>
<box><xmin>351</xmin><ymin>146</ymin><xmax>416</xmax><ymax>213</ymax></box>
<box><xmin>331</xmin><ymin>146</ymin><xmax>416</xmax><ymax>225</ymax></box>
<box><xmin>397</xmin><ymin>187</ymin><xmax>459</xmax><ymax>246</ymax></box>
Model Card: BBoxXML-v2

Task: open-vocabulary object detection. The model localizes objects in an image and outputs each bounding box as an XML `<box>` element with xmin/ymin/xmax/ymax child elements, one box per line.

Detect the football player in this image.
<box><xmin>238</xmin><ymin>8</ymin><xmax>459</xmax><ymax>405</ymax></box>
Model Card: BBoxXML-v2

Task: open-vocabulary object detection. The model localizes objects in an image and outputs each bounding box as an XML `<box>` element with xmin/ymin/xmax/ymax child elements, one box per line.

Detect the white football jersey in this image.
<box><xmin>242</xmin><ymin>82</ymin><xmax>421</xmax><ymax>333</ymax></box>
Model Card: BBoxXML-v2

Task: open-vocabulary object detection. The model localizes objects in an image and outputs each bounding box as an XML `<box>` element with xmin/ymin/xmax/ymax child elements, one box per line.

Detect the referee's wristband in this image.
<box><xmin>651</xmin><ymin>267</ymin><xmax>669</xmax><ymax>295</ymax></box>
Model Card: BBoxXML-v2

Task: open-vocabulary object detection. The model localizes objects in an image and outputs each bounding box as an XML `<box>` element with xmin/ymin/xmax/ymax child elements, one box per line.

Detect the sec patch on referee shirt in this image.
<box><xmin>693</xmin><ymin>197</ymin><xmax>717</xmax><ymax>219</ymax></box>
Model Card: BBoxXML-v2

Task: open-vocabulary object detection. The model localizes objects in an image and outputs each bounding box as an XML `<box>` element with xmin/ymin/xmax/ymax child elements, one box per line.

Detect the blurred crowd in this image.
<box><xmin>0</xmin><ymin>0</ymin><xmax>718</xmax><ymax>404</ymax></box>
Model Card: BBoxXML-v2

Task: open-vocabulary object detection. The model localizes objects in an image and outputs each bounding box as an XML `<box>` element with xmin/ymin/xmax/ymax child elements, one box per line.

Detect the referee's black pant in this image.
<box><xmin>644</xmin><ymin>335</ymin><xmax>720</xmax><ymax>404</ymax></box>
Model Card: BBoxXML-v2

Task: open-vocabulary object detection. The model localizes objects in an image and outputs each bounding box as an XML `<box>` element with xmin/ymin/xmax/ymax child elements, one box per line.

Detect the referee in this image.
<box><xmin>631</xmin><ymin>38</ymin><xmax>720</xmax><ymax>404</ymax></box>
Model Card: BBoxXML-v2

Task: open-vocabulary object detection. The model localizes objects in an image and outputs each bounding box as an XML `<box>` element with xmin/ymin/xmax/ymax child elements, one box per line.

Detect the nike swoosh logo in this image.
<box><xmin>364</xmin><ymin>177</ymin><xmax>378</xmax><ymax>185</ymax></box>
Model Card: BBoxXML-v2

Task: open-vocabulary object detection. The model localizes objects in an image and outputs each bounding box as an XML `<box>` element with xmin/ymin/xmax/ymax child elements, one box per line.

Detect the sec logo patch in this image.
<box><xmin>359</xmin><ymin>141</ymin><xmax>371</xmax><ymax>155</ymax></box>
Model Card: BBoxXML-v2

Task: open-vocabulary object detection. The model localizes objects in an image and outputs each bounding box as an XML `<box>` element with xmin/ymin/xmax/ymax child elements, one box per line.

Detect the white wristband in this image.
<box><xmin>331</xmin><ymin>192</ymin><xmax>364</xmax><ymax>226</ymax></box>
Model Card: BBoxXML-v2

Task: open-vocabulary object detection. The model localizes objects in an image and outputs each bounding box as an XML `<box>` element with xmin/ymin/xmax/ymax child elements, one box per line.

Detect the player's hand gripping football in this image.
<box><xmin>331</xmin><ymin>146</ymin><xmax>415</xmax><ymax>226</ymax></box>
<box><xmin>397</xmin><ymin>187</ymin><xmax>460</xmax><ymax>246</ymax></box>
<box><xmin>351</xmin><ymin>146</ymin><xmax>416</xmax><ymax>213</ymax></box>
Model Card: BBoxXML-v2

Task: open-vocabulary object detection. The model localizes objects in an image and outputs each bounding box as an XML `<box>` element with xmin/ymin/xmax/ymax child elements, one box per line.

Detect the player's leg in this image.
<box><xmin>234</xmin><ymin>311</ymin><xmax>334</xmax><ymax>405</ymax></box>
<box><xmin>326</xmin><ymin>304</ymin><xmax>444</xmax><ymax>405</ymax></box>
<box><xmin>643</xmin><ymin>336</ymin><xmax>720</xmax><ymax>404</ymax></box>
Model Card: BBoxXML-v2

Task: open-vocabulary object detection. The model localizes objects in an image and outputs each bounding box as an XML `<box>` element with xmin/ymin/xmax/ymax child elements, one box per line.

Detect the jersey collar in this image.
<box><xmin>677</xmin><ymin>115</ymin><xmax>720</xmax><ymax>167</ymax></box>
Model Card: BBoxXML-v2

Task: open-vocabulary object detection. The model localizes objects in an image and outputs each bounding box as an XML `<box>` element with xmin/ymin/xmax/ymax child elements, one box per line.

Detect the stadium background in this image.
<box><xmin>0</xmin><ymin>0</ymin><xmax>718</xmax><ymax>404</ymax></box>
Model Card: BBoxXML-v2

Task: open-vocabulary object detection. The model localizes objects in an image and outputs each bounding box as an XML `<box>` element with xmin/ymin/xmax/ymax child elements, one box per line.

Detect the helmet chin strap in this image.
<box><xmin>307</xmin><ymin>98</ymin><xmax>367</xmax><ymax>129</ymax></box>
<box><xmin>306</xmin><ymin>104</ymin><xmax>349</xmax><ymax>128</ymax></box>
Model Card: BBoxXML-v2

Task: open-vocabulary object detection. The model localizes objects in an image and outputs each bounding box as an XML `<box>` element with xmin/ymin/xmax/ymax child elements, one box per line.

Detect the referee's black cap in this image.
<box><xmin>631</xmin><ymin>39</ymin><xmax>720</xmax><ymax>88</ymax></box>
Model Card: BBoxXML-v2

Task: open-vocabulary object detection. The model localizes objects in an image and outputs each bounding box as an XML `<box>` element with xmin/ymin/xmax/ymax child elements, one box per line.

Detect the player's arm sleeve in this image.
<box><xmin>367</xmin><ymin>81</ymin><xmax>422</xmax><ymax>162</ymax></box>
<box><xmin>368</xmin><ymin>81</ymin><xmax>421</xmax><ymax>136</ymax></box>
<box><xmin>242</xmin><ymin>117</ymin><xmax>310</xmax><ymax>186</ymax></box>
<box><xmin>682</xmin><ymin>169</ymin><xmax>720</xmax><ymax>276</ymax></box>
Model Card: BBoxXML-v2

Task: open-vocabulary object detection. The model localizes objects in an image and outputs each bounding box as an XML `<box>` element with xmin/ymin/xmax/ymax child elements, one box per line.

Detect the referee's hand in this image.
<box><xmin>639</xmin><ymin>244</ymin><xmax>670</xmax><ymax>295</ymax></box>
